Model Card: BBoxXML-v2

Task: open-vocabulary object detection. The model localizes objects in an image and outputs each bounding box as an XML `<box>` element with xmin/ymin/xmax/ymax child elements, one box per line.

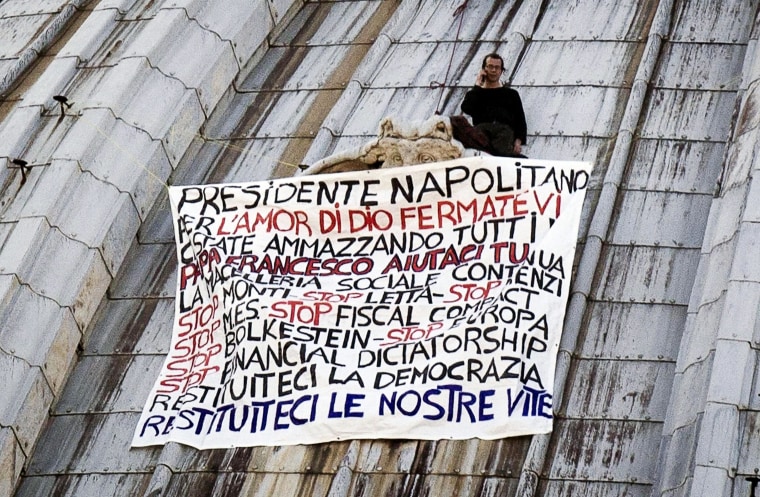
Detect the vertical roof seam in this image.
<box><xmin>514</xmin><ymin>1</ymin><xmax>675</xmax><ymax>495</ymax></box>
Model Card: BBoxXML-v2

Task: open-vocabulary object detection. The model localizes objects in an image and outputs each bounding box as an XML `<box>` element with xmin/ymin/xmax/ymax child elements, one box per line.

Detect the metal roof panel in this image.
<box><xmin>108</xmin><ymin>243</ymin><xmax>176</xmax><ymax>299</ymax></box>
<box><xmin>0</xmin><ymin>354</ymin><xmax>54</xmax><ymax>456</ymax></box>
<box><xmin>83</xmin><ymin>58</ymin><xmax>204</xmax><ymax>155</ymax></box>
<box><xmin>608</xmin><ymin>191</ymin><xmax>712</xmax><ymax>248</ymax></box>
<box><xmin>335</xmin><ymin>473</ymin><xmax>518</xmax><ymax>497</ymax></box>
<box><xmin>114</xmin><ymin>0</ymin><xmax>163</xmax><ymax>21</ymax></box>
<box><xmin>547</xmin><ymin>420</ymin><xmax>661</xmax><ymax>481</ymax></box>
<box><xmin>232</xmin><ymin>90</ymin><xmax>339</xmax><ymax>138</ymax></box>
<box><xmin>719</xmin><ymin>281</ymin><xmax>760</xmax><ymax>345</ymax></box>
<box><xmin>0</xmin><ymin>218</ymin><xmax>110</xmax><ymax>327</ymax></box>
<box><xmin>0</xmin><ymin>217</ymin><xmax>51</xmax><ymax>279</ymax></box>
<box><xmin>664</xmin><ymin>360</ymin><xmax>713</xmax><ymax>430</ymax></box>
<box><xmin>319</xmin><ymin>135</ymin><xmax>374</xmax><ymax>160</ymax></box>
<box><xmin>268</xmin><ymin>0</ymin><xmax>298</xmax><ymax>25</ymax></box>
<box><xmin>423</xmin><ymin>438</ymin><xmax>530</xmax><ymax>475</ymax></box>
<box><xmin>532</xmin><ymin>0</ymin><xmax>658</xmax><ymax>41</ymax></box>
<box><xmin>0</xmin><ymin>427</ymin><xmax>24</xmax><ymax>497</ymax></box>
<box><xmin>11</xmin><ymin>166</ymin><xmax>139</xmax><ymax>273</ymax></box>
<box><xmin>737</xmin><ymin>410</ymin><xmax>760</xmax><ymax>473</ymax></box>
<box><xmin>638</xmin><ymin>89</ymin><xmax>736</xmax><ymax>140</ymax></box>
<box><xmin>137</xmin><ymin>188</ymin><xmax>174</xmax><ymax>243</ymax></box>
<box><xmin>15</xmin><ymin>57</ymin><xmax>78</xmax><ymax>109</ymax></box>
<box><xmin>0</xmin><ymin>271</ymin><xmax>18</xmax><ymax>319</ymax></box>
<box><xmin>706</xmin><ymin>340</ymin><xmax>754</xmax><ymax>404</ymax></box>
<box><xmin>4</xmin><ymin>114</ymin><xmax>76</xmax><ymax>168</ymax></box>
<box><xmin>522</xmin><ymin>86</ymin><xmax>625</xmax><ymax>137</ymax></box>
<box><xmin>0</xmin><ymin>15</ymin><xmax>51</xmax><ymax>58</ymax></box>
<box><xmin>92</xmin><ymin>0</ymin><xmax>138</xmax><ymax>11</ymax></box>
<box><xmin>274</xmin><ymin>1</ymin><xmax>384</xmax><ymax>46</ymax></box>
<box><xmin>57</xmin><ymin>8</ymin><xmax>118</xmax><ymax>63</ymax></box>
<box><xmin>701</xmin><ymin>190</ymin><xmax>743</xmax><ymax>251</ymax></box>
<box><xmin>746</xmin><ymin>175</ymin><xmax>760</xmax><ymax>224</ymax></box>
<box><xmin>54</xmin><ymin>108</ymin><xmax>172</xmax><ymax>219</ymax></box>
<box><xmin>541</xmin><ymin>481</ymin><xmax>650</xmax><ymax>497</ymax></box>
<box><xmin>580</xmin><ymin>302</ymin><xmax>685</xmax><ymax>361</ymax></box>
<box><xmin>515</xmin><ymin>41</ymin><xmax>642</xmax><ymax>87</ymax></box>
<box><xmin>55</xmin><ymin>354</ymin><xmax>164</xmax><ymax>413</ymax></box>
<box><xmin>565</xmin><ymin>359</ymin><xmax>674</xmax><ymax>420</ymax></box>
<box><xmin>594</xmin><ymin>246</ymin><xmax>700</xmax><ymax>304</ymax></box>
<box><xmin>341</xmin><ymin>42</ymin><xmax>453</xmax><ymax>89</ymax></box>
<box><xmin>123</xmin><ymin>9</ymin><xmax>238</xmax><ymax>111</ymax></box>
<box><xmin>669</xmin><ymin>0</ymin><xmax>755</xmax><ymax>42</ymax></box>
<box><xmin>191</xmin><ymin>472</ymin><xmax>335</xmax><ymax>497</ymax></box>
<box><xmin>654</xmin><ymin>42</ymin><xmax>746</xmax><ymax>91</ymax></box>
<box><xmin>624</xmin><ymin>139</ymin><xmax>725</xmax><ymax>194</ymax></box>
<box><xmin>352</xmin><ymin>438</ymin><xmax>530</xmax><ymax>476</ymax></box>
<box><xmin>85</xmin><ymin>298</ymin><xmax>174</xmax><ymax>355</ymax></box>
<box><xmin>177</xmin><ymin>0</ymin><xmax>274</xmax><ymax>65</ymax></box>
<box><xmin>80</xmin><ymin>17</ymin><xmax>151</xmax><ymax>68</ymax></box>
<box><xmin>657</xmin><ymin>420</ymin><xmax>698</xmax><ymax>491</ymax></box>
<box><xmin>351</xmin><ymin>440</ymin><xmax>416</xmax><ymax>473</ymax></box>
<box><xmin>719</xmin><ymin>132</ymin><xmax>755</xmax><ymax>193</ymax></box>
<box><xmin>729</xmin><ymin>222</ymin><xmax>760</xmax><ymax>281</ymax></box>
<box><xmin>14</xmin><ymin>474</ymin><xmax>153</xmax><ymax>497</ymax></box>
<box><xmin>693</xmin><ymin>404</ymin><xmax>740</xmax><ymax>470</ymax></box>
<box><xmin>675</xmin><ymin>303</ymin><xmax>723</xmax><ymax>370</ymax></box>
<box><xmin>240</xmin><ymin>443</ymin><xmax>349</xmax><ymax>474</ymax></box>
<box><xmin>4</xmin><ymin>1</ymin><xmax>760</xmax><ymax>495</ymax></box>
<box><xmin>380</xmin><ymin>0</ymin><xmax>518</xmax><ymax>43</ymax></box>
<box><xmin>0</xmin><ymin>106</ymin><xmax>50</xmax><ymax>161</ymax></box>
<box><xmin>0</xmin><ymin>0</ymin><xmax>69</xmax><ymax>16</ymax></box>
<box><xmin>0</xmin><ymin>284</ymin><xmax>79</xmax><ymax>391</ymax></box>
<box><xmin>339</xmin><ymin>87</ymin><xmax>462</xmax><ymax>135</ymax></box>
<box><xmin>518</xmin><ymin>136</ymin><xmax>613</xmax><ymax>164</ymax></box>
<box><xmin>187</xmin><ymin>136</ymin><xmax>313</xmax><ymax>183</ymax></box>
<box><xmin>24</xmin><ymin>412</ymin><xmax>157</xmax><ymax>474</ymax></box>
<box><xmin>236</xmin><ymin>46</ymin><xmax>353</xmax><ymax>91</ymax></box>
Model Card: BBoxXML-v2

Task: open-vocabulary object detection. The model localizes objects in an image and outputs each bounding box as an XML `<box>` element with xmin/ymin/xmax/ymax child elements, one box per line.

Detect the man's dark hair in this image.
<box><xmin>481</xmin><ymin>53</ymin><xmax>504</xmax><ymax>70</ymax></box>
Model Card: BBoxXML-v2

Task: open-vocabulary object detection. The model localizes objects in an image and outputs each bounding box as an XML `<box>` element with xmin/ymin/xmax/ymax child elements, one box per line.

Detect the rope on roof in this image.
<box><xmin>432</xmin><ymin>0</ymin><xmax>469</xmax><ymax>115</ymax></box>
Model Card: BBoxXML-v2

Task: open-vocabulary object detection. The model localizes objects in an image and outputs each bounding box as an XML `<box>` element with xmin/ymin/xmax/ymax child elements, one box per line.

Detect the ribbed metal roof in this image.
<box><xmin>1</xmin><ymin>0</ymin><xmax>760</xmax><ymax>496</ymax></box>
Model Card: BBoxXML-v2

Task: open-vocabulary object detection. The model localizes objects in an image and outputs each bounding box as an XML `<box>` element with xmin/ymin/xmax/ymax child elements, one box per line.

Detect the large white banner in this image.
<box><xmin>133</xmin><ymin>156</ymin><xmax>591</xmax><ymax>448</ymax></box>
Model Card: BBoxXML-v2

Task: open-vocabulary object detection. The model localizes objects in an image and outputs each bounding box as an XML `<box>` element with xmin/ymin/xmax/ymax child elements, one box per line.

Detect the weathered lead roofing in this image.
<box><xmin>1</xmin><ymin>0</ymin><xmax>760</xmax><ymax>496</ymax></box>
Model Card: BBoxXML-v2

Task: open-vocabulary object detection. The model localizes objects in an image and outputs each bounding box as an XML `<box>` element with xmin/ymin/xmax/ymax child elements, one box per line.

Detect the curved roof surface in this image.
<box><xmin>1</xmin><ymin>0</ymin><xmax>759</xmax><ymax>496</ymax></box>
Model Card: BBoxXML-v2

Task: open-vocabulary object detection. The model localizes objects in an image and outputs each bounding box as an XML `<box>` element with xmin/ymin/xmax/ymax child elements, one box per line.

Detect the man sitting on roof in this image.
<box><xmin>455</xmin><ymin>52</ymin><xmax>527</xmax><ymax>157</ymax></box>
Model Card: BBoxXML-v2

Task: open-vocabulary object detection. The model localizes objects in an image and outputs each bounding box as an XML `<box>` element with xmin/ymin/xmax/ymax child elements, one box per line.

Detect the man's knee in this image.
<box><xmin>477</xmin><ymin>123</ymin><xmax>514</xmax><ymax>156</ymax></box>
